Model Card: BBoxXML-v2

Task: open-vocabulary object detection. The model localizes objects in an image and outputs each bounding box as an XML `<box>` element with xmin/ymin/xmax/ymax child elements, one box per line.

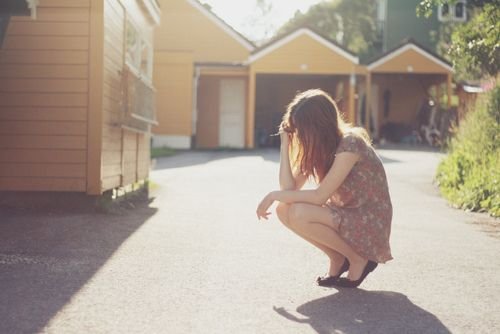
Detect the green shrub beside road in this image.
<box><xmin>436</xmin><ymin>85</ymin><xmax>500</xmax><ymax>217</ymax></box>
<box><xmin>151</xmin><ymin>146</ymin><xmax>176</xmax><ymax>158</ymax></box>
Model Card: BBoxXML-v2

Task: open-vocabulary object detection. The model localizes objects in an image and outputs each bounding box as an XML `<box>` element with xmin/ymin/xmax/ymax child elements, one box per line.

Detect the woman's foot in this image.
<box><xmin>346</xmin><ymin>257</ymin><xmax>369</xmax><ymax>281</ymax></box>
<box><xmin>316</xmin><ymin>258</ymin><xmax>349</xmax><ymax>287</ymax></box>
<box><xmin>334</xmin><ymin>260</ymin><xmax>378</xmax><ymax>288</ymax></box>
<box><xmin>328</xmin><ymin>256</ymin><xmax>347</xmax><ymax>277</ymax></box>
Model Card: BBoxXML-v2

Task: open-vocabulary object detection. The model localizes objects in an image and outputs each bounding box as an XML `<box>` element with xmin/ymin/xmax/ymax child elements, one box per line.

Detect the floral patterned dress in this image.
<box><xmin>326</xmin><ymin>133</ymin><xmax>393</xmax><ymax>263</ymax></box>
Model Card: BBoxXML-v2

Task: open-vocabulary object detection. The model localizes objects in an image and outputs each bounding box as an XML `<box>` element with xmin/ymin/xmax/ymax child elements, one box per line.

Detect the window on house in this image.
<box><xmin>438</xmin><ymin>0</ymin><xmax>467</xmax><ymax>22</ymax></box>
<box><xmin>441</xmin><ymin>4</ymin><xmax>450</xmax><ymax>18</ymax></box>
<box><xmin>455</xmin><ymin>2</ymin><xmax>465</xmax><ymax>19</ymax></box>
<box><xmin>126</xmin><ymin>19</ymin><xmax>141</xmax><ymax>71</ymax></box>
<box><xmin>125</xmin><ymin>18</ymin><xmax>153</xmax><ymax>82</ymax></box>
<box><xmin>140</xmin><ymin>41</ymin><xmax>153</xmax><ymax>81</ymax></box>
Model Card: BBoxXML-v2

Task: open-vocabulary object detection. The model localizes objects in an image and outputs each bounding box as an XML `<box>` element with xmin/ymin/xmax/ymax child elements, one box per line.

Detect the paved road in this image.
<box><xmin>1</xmin><ymin>148</ymin><xmax>499</xmax><ymax>333</ymax></box>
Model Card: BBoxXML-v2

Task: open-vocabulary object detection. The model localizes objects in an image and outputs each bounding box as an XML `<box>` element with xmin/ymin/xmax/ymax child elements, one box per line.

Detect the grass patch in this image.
<box><xmin>151</xmin><ymin>146</ymin><xmax>176</xmax><ymax>158</ymax></box>
<box><xmin>436</xmin><ymin>84</ymin><xmax>500</xmax><ymax>217</ymax></box>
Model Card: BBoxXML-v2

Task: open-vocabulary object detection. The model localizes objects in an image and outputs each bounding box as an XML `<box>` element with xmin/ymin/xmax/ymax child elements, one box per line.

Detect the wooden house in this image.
<box><xmin>153</xmin><ymin>0</ymin><xmax>254</xmax><ymax>149</ymax></box>
<box><xmin>151</xmin><ymin>0</ymin><xmax>460</xmax><ymax>148</ymax></box>
<box><xmin>154</xmin><ymin>0</ymin><xmax>365</xmax><ymax>149</ymax></box>
<box><xmin>0</xmin><ymin>0</ymin><xmax>161</xmax><ymax>196</ymax></box>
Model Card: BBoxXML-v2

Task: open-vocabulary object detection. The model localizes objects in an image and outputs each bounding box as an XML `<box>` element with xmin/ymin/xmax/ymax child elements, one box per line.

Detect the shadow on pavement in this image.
<box><xmin>0</xmin><ymin>204</ymin><xmax>158</xmax><ymax>334</ymax></box>
<box><xmin>274</xmin><ymin>289</ymin><xmax>451</xmax><ymax>334</ymax></box>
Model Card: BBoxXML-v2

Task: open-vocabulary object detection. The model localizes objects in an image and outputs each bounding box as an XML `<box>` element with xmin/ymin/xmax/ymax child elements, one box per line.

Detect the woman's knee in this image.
<box><xmin>288</xmin><ymin>203</ymin><xmax>339</xmax><ymax>231</ymax></box>
<box><xmin>275</xmin><ymin>203</ymin><xmax>290</xmax><ymax>225</ymax></box>
<box><xmin>288</xmin><ymin>203</ymin><xmax>308</xmax><ymax>225</ymax></box>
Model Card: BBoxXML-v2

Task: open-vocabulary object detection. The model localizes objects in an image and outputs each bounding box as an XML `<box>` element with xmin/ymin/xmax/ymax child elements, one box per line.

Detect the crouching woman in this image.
<box><xmin>256</xmin><ymin>89</ymin><xmax>393</xmax><ymax>288</ymax></box>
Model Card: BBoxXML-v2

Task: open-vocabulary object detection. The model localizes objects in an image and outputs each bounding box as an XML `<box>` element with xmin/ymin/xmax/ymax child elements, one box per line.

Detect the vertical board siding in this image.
<box><xmin>101</xmin><ymin>0</ymin><xmax>152</xmax><ymax>192</ymax></box>
<box><xmin>0</xmin><ymin>0</ymin><xmax>90</xmax><ymax>192</ymax></box>
<box><xmin>101</xmin><ymin>0</ymin><xmax>125</xmax><ymax>191</ymax></box>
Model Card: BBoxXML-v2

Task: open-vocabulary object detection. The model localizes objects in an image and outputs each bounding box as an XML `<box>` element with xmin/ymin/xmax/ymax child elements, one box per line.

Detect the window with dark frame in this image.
<box><xmin>438</xmin><ymin>0</ymin><xmax>467</xmax><ymax>22</ymax></box>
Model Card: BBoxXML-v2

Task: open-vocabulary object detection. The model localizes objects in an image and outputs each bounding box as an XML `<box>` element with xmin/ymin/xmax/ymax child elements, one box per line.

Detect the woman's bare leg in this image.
<box><xmin>276</xmin><ymin>203</ymin><xmax>346</xmax><ymax>276</ymax></box>
<box><xmin>281</xmin><ymin>202</ymin><xmax>370</xmax><ymax>280</ymax></box>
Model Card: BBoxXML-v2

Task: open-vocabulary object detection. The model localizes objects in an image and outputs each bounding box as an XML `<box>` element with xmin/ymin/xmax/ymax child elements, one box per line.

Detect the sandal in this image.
<box><xmin>333</xmin><ymin>260</ymin><xmax>378</xmax><ymax>288</ymax></box>
<box><xmin>316</xmin><ymin>258</ymin><xmax>350</xmax><ymax>287</ymax></box>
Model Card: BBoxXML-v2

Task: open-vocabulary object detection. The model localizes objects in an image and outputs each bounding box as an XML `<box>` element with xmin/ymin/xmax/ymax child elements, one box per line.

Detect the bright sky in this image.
<box><xmin>202</xmin><ymin>0</ymin><xmax>324</xmax><ymax>42</ymax></box>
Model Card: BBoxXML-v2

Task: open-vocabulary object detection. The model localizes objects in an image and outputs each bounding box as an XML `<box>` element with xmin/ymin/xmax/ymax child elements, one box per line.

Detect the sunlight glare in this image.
<box><xmin>202</xmin><ymin>0</ymin><xmax>324</xmax><ymax>41</ymax></box>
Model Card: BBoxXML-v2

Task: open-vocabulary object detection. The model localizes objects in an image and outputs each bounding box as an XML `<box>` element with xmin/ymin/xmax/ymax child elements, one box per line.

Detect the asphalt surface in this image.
<box><xmin>1</xmin><ymin>148</ymin><xmax>499</xmax><ymax>334</ymax></box>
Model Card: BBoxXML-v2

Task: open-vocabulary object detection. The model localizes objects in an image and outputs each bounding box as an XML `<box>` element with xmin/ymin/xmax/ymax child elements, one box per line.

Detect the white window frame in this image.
<box><xmin>438</xmin><ymin>0</ymin><xmax>467</xmax><ymax>22</ymax></box>
<box><xmin>140</xmin><ymin>39</ymin><xmax>154</xmax><ymax>82</ymax></box>
<box><xmin>125</xmin><ymin>17</ymin><xmax>154</xmax><ymax>84</ymax></box>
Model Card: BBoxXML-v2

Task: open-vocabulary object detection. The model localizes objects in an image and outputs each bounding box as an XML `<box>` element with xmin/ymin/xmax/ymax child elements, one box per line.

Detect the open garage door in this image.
<box><xmin>254</xmin><ymin>73</ymin><xmax>347</xmax><ymax>147</ymax></box>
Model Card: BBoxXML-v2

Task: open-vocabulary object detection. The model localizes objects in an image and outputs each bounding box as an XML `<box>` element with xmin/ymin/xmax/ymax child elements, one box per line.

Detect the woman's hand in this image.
<box><xmin>280</xmin><ymin>130</ymin><xmax>291</xmax><ymax>148</ymax></box>
<box><xmin>256</xmin><ymin>192</ymin><xmax>275</xmax><ymax>220</ymax></box>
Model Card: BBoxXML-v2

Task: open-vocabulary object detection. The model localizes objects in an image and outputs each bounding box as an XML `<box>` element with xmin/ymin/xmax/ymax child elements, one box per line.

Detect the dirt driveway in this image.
<box><xmin>1</xmin><ymin>148</ymin><xmax>499</xmax><ymax>333</ymax></box>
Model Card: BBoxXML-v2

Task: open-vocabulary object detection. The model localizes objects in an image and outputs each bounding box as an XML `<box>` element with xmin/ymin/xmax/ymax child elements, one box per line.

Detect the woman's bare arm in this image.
<box><xmin>257</xmin><ymin>152</ymin><xmax>359</xmax><ymax>219</ymax></box>
<box><xmin>279</xmin><ymin>133</ymin><xmax>307</xmax><ymax>191</ymax></box>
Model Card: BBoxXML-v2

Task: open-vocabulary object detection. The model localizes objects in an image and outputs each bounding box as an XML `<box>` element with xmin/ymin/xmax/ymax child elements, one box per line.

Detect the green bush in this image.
<box><xmin>436</xmin><ymin>84</ymin><xmax>500</xmax><ymax>217</ymax></box>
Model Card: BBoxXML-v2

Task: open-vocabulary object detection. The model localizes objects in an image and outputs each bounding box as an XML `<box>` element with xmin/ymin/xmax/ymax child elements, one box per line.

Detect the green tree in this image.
<box><xmin>418</xmin><ymin>0</ymin><xmax>499</xmax><ymax>80</ymax></box>
<box><xmin>276</xmin><ymin>0</ymin><xmax>379</xmax><ymax>62</ymax></box>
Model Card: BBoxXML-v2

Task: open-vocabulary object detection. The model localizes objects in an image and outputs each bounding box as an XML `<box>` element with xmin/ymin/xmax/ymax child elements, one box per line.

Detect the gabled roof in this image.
<box><xmin>187</xmin><ymin>0</ymin><xmax>255</xmax><ymax>51</ymax></box>
<box><xmin>366</xmin><ymin>38</ymin><xmax>453</xmax><ymax>72</ymax></box>
<box><xmin>248</xmin><ymin>27</ymin><xmax>359</xmax><ymax>65</ymax></box>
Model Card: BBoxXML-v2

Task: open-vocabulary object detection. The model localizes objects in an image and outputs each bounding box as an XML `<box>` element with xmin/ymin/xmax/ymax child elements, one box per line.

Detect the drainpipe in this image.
<box><xmin>191</xmin><ymin>66</ymin><xmax>201</xmax><ymax>147</ymax></box>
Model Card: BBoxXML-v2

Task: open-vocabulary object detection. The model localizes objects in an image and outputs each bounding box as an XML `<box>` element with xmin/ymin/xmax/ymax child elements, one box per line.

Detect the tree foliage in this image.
<box><xmin>418</xmin><ymin>0</ymin><xmax>499</xmax><ymax>80</ymax></box>
<box><xmin>449</xmin><ymin>4</ymin><xmax>499</xmax><ymax>79</ymax></box>
<box><xmin>417</xmin><ymin>0</ymin><xmax>498</xmax><ymax>18</ymax></box>
<box><xmin>276</xmin><ymin>0</ymin><xmax>379</xmax><ymax>61</ymax></box>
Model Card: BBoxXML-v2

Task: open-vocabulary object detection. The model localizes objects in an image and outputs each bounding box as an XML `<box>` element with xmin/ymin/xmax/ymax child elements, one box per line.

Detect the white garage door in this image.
<box><xmin>219</xmin><ymin>79</ymin><xmax>245</xmax><ymax>148</ymax></box>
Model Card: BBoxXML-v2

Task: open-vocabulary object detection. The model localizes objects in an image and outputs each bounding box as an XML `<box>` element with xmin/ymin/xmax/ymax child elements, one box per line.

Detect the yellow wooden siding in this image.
<box><xmin>0</xmin><ymin>50</ymin><xmax>88</xmax><ymax>64</ymax></box>
<box><xmin>100</xmin><ymin>0</ymin><xmax>153</xmax><ymax>192</ymax></box>
<box><xmin>153</xmin><ymin>52</ymin><xmax>193</xmax><ymax>136</ymax></box>
<box><xmin>122</xmin><ymin>130</ymin><xmax>138</xmax><ymax>186</ymax></box>
<box><xmin>371</xmin><ymin>49</ymin><xmax>451</xmax><ymax>74</ymax></box>
<box><xmin>137</xmin><ymin>133</ymin><xmax>150</xmax><ymax>179</ymax></box>
<box><xmin>251</xmin><ymin>34</ymin><xmax>356</xmax><ymax>75</ymax></box>
<box><xmin>0</xmin><ymin>0</ymin><xmax>90</xmax><ymax>192</ymax></box>
<box><xmin>155</xmin><ymin>0</ymin><xmax>250</xmax><ymax>63</ymax></box>
<box><xmin>0</xmin><ymin>177</ymin><xmax>86</xmax><ymax>192</ymax></box>
<box><xmin>101</xmin><ymin>0</ymin><xmax>125</xmax><ymax>191</ymax></box>
<box><xmin>86</xmin><ymin>0</ymin><xmax>104</xmax><ymax>194</ymax></box>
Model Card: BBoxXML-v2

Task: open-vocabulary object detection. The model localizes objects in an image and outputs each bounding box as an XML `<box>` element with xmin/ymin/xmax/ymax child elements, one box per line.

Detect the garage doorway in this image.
<box><xmin>254</xmin><ymin>74</ymin><xmax>345</xmax><ymax>147</ymax></box>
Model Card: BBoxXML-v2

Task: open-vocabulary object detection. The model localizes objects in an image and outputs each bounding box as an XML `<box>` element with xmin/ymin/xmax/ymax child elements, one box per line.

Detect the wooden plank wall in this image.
<box><xmin>0</xmin><ymin>0</ymin><xmax>90</xmax><ymax>191</ymax></box>
<box><xmin>102</xmin><ymin>0</ymin><xmax>125</xmax><ymax>191</ymax></box>
<box><xmin>102</xmin><ymin>0</ymin><xmax>150</xmax><ymax>192</ymax></box>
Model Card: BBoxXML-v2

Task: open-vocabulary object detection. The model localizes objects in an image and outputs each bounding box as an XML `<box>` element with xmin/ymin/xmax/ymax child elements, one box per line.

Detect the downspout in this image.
<box><xmin>191</xmin><ymin>66</ymin><xmax>201</xmax><ymax>148</ymax></box>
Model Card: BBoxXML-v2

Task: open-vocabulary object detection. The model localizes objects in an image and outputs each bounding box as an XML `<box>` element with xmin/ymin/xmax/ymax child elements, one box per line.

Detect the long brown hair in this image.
<box><xmin>280</xmin><ymin>89</ymin><xmax>370</xmax><ymax>181</ymax></box>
